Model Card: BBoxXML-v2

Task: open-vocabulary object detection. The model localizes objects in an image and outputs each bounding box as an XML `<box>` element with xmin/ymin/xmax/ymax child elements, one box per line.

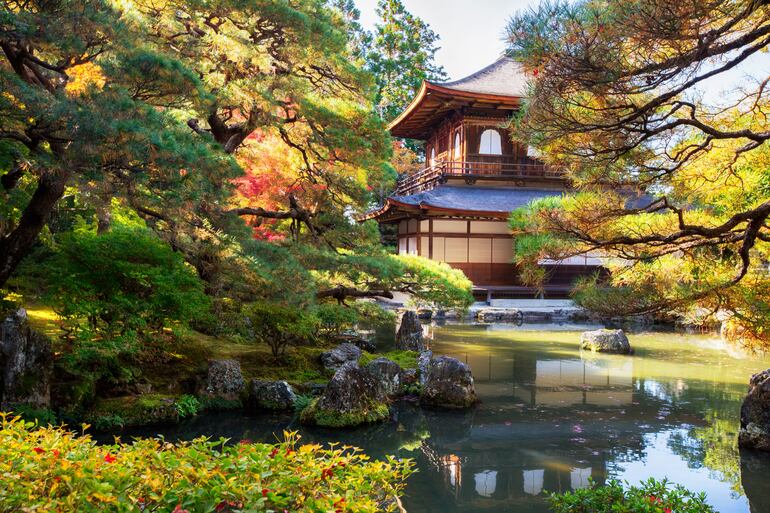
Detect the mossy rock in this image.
<box><xmin>299</xmin><ymin>397</ymin><xmax>389</xmax><ymax>428</ymax></box>
<box><xmin>88</xmin><ymin>394</ymin><xmax>181</xmax><ymax>429</ymax></box>
<box><xmin>359</xmin><ymin>350</ymin><xmax>418</xmax><ymax>370</ymax></box>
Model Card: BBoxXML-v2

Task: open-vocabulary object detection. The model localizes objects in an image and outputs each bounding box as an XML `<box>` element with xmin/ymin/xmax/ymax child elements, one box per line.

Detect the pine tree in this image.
<box><xmin>506</xmin><ymin>0</ymin><xmax>770</xmax><ymax>346</ymax></box>
<box><xmin>368</xmin><ymin>0</ymin><xmax>448</xmax><ymax>123</ymax></box>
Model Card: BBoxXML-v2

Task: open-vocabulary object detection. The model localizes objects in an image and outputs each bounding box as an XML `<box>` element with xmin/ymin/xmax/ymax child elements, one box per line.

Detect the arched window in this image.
<box><xmin>430</xmin><ymin>147</ymin><xmax>436</xmax><ymax>166</ymax></box>
<box><xmin>453</xmin><ymin>131</ymin><xmax>462</xmax><ymax>160</ymax></box>
<box><xmin>479</xmin><ymin>129</ymin><xmax>502</xmax><ymax>155</ymax></box>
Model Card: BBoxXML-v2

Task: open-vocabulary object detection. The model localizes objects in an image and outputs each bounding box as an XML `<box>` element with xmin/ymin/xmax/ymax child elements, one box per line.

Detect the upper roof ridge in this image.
<box><xmin>431</xmin><ymin>55</ymin><xmax>528</xmax><ymax>97</ymax></box>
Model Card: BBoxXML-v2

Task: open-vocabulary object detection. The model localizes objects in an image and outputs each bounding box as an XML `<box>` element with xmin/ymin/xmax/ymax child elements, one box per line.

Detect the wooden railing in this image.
<box><xmin>394</xmin><ymin>158</ymin><xmax>562</xmax><ymax>195</ymax></box>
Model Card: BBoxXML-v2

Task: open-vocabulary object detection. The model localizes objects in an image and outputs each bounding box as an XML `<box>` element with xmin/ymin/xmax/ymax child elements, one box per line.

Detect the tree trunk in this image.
<box><xmin>0</xmin><ymin>169</ymin><xmax>70</xmax><ymax>286</ymax></box>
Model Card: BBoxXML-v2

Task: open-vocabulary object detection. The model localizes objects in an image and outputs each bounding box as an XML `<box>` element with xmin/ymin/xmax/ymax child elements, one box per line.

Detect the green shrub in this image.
<box><xmin>245</xmin><ymin>302</ymin><xmax>318</xmax><ymax>357</ymax></box>
<box><xmin>7</xmin><ymin>405</ymin><xmax>57</xmax><ymax>426</ymax></box>
<box><xmin>174</xmin><ymin>395</ymin><xmax>201</xmax><ymax>419</ymax></box>
<box><xmin>401</xmin><ymin>383</ymin><xmax>421</xmax><ymax>396</ymax></box>
<box><xmin>44</xmin><ymin>219</ymin><xmax>211</xmax><ymax>396</ymax></box>
<box><xmin>92</xmin><ymin>414</ymin><xmax>125</xmax><ymax>431</ymax></box>
<box><xmin>47</xmin><ymin>219</ymin><xmax>210</xmax><ymax>337</ymax></box>
<box><xmin>549</xmin><ymin>479</ymin><xmax>716</xmax><ymax>513</ymax></box>
<box><xmin>0</xmin><ymin>413</ymin><xmax>413</xmax><ymax>512</ymax></box>
<box><xmin>293</xmin><ymin>394</ymin><xmax>314</xmax><ymax>414</ymax></box>
<box><xmin>314</xmin><ymin>303</ymin><xmax>360</xmax><ymax>337</ymax></box>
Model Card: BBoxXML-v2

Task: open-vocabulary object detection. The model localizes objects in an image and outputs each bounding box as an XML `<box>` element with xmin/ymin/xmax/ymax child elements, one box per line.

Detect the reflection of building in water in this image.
<box><xmin>474</xmin><ymin>470</ymin><xmax>497</xmax><ymax>497</ymax></box>
<box><xmin>421</xmin><ymin>447</ymin><xmax>605</xmax><ymax>511</ymax></box>
<box><xmin>522</xmin><ymin>469</ymin><xmax>544</xmax><ymax>495</ymax></box>
<box><xmin>447</xmin><ymin>345</ymin><xmax>635</xmax><ymax>408</ymax></box>
<box><xmin>570</xmin><ymin>467</ymin><xmax>591</xmax><ymax>489</ymax></box>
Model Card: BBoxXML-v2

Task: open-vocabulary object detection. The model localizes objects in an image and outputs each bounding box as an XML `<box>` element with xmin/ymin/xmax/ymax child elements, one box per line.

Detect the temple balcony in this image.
<box><xmin>395</xmin><ymin>155</ymin><xmax>563</xmax><ymax>196</ymax></box>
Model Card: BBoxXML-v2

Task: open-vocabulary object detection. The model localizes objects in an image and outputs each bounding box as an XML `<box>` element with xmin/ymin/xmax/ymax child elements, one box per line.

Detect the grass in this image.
<box><xmin>360</xmin><ymin>350</ymin><xmax>418</xmax><ymax>369</ymax></box>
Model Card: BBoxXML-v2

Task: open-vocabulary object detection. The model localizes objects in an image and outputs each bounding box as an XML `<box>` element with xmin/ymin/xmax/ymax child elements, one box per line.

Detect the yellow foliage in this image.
<box><xmin>65</xmin><ymin>62</ymin><xmax>106</xmax><ymax>96</ymax></box>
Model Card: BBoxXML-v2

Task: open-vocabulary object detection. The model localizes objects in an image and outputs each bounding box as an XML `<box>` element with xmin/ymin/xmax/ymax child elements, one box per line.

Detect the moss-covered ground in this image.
<box><xmin>23</xmin><ymin>303</ymin><xmax>412</xmax><ymax>427</ymax></box>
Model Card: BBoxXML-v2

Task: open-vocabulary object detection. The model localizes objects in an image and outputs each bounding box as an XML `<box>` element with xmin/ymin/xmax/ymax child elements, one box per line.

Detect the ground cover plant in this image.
<box><xmin>549</xmin><ymin>478</ymin><xmax>716</xmax><ymax>513</ymax></box>
<box><xmin>0</xmin><ymin>414</ymin><xmax>413</xmax><ymax>512</ymax></box>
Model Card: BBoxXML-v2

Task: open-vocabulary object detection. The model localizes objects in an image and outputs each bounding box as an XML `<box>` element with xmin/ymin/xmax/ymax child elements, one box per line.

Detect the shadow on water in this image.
<box><xmin>103</xmin><ymin>323</ymin><xmax>770</xmax><ymax>513</ymax></box>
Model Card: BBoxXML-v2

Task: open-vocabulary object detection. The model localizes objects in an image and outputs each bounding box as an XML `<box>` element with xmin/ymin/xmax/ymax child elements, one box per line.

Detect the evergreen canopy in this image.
<box><xmin>507</xmin><ymin>0</ymin><xmax>770</xmax><ymax>344</ymax></box>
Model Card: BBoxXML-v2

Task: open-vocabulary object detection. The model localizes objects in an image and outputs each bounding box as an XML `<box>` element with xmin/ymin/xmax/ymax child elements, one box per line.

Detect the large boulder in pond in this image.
<box><xmin>203</xmin><ymin>360</ymin><xmax>244</xmax><ymax>401</ymax></box>
<box><xmin>365</xmin><ymin>357</ymin><xmax>402</xmax><ymax>398</ymax></box>
<box><xmin>396</xmin><ymin>311</ymin><xmax>425</xmax><ymax>352</ymax></box>
<box><xmin>320</xmin><ymin>343</ymin><xmax>361</xmax><ymax>372</ymax></box>
<box><xmin>580</xmin><ymin>329</ymin><xmax>633</xmax><ymax>354</ymax></box>
<box><xmin>739</xmin><ymin>369</ymin><xmax>770</xmax><ymax>451</ymax></box>
<box><xmin>420</xmin><ymin>356</ymin><xmax>476</xmax><ymax>409</ymax></box>
<box><xmin>1</xmin><ymin>309</ymin><xmax>52</xmax><ymax>409</ymax></box>
<box><xmin>248</xmin><ymin>380</ymin><xmax>297</xmax><ymax>410</ymax></box>
<box><xmin>300</xmin><ymin>363</ymin><xmax>389</xmax><ymax>427</ymax></box>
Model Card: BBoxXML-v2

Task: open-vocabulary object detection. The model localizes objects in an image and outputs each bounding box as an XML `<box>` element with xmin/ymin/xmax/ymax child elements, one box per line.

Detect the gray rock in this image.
<box><xmin>249</xmin><ymin>380</ymin><xmax>296</xmax><ymax>410</ymax></box>
<box><xmin>476</xmin><ymin>309</ymin><xmax>523</xmax><ymax>323</ymax></box>
<box><xmin>401</xmin><ymin>368</ymin><xmax>418</xmax><ymax>386</ymax></box>
<box><xmin>396</xmin><ymin>311</ymin><xmax>425</xmax><ymax>351</ymax></box>
<box><xmin>739</xmin><ymin>369</ymin><xmax>770</xmax><ymax>451</ymax></box>
<box><xmin>420</xmin><ymin>356</ymin><xmax>477</xmax><ymax>409</ymax></box>
<box><xmin>332</xmin><ymin>332</ymin><xmax>376</xmax><ymax>352</ymax></box>
<box><xmin>320</xmin><ymin>343</ymin><xmax>361</xmax><ymax>372</ymax></box>
<box><xmin>416</xmin><ymin>309</ymin><xmax>433</xmax><ymax>320</ymax></box>
<box><xmin>320</xmin><ymin>363</ymin><xmax>386</xmax><ymax>410</ymax></box>
<box><xmin>204</xmin><ymin>360</ymin><xmax>244</xmax><ymax>400</ymax></box>
<box><xmin>417</xmin><ymin>350</ymin><xmax>433</xmax><ymax>385</ymax></box>
<box><xmin>365</xmin><ymin>357</ymin><xmax>402</xmax><ymax>398</ymax></box>
<box><xmin>300</xmin><ymin>363</ymin><xmax>389</xmax><ymax>427</ymax></box>
<box><xmin>580</xmin><ymin>329</ymin><xmax>633</xmax><ymax>354</ymax></box>
<box><xmin>0</xmin><ymin>309</ymin><xmax>52</xmax><ymax>408</ymax></box>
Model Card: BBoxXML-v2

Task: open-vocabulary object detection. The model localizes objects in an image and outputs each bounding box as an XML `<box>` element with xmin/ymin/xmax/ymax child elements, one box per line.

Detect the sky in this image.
<box><xmin>356</xmin><ymin>0</ymin><xmax>532</xmax><ymax>81</ymax></box>
<box><xmin>354</xmin><ymin>0</ymin><xmax>770</xmax><ymax>103</ymax></box>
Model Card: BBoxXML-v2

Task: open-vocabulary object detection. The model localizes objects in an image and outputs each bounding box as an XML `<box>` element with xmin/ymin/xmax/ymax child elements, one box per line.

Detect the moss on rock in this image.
<box><xmin>299</xmin><ymin>397</ymin><xmax>389</xmax><ymax>428</ymax></box>
<box><xmin>359</xmin><ymin>350</ymin><xmax>418</xmax><ymax>370</ymax></box>
<box><xmin>88</xmin><ymin>394</ymin><xmax>181</xmax><ymax>429</ymax></box>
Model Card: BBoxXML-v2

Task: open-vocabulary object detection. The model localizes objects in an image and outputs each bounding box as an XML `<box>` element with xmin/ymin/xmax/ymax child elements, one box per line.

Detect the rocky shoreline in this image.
<box><xmin>3</xmin><ymin>307</ymin><xmax>770</xmax><ymax>454</ymax></box>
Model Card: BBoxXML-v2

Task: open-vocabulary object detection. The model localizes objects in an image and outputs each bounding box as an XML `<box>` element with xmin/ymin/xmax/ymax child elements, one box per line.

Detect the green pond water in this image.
<box><xmin>116</xmin><ymin>323</ymin><xmax>770</xmax><ymax>513</ymax></box>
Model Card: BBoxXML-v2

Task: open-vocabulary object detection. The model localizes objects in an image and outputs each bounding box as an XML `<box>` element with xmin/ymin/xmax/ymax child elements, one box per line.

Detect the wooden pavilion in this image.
<box><xmin>363</xmin><ymin>57</ymin><xmax>602</xmax><ymax>300</ymax></box>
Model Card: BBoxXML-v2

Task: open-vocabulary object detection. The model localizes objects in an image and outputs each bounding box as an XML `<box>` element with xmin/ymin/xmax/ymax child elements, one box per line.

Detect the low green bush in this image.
<box><xmin>245</xmin><ymin>302</ymin><xmax>318</xmax><ymax>357</ymax></box>
<box><xmin>0</xmin><ymin>413</ymin><xmax>413</xmax><ymax>512</ymax></box>
<box><xmin>7</xmin><ymin>405</ymin><xmax>57</xmax><ymax>426</ymax></box>
<box><xmin>43</xmin><ymin>218</ymin><xmax>211</xmax><ymax>401</ymax></box>
<box><xmin>293</xmin><ymin>394</ymin><xmax>314</xmax><ymax>414</ymax></box>
<box><xmin>549</xmin><ymin>478</ymin><xmax>716</xmax><ymax>513</ymax></box>
<box><xmin>174</xmin><ymin>395</ymin><xmax>201</xmax><ymax>419</ymax></box>
<box><xmin>92</xmin><ymin>414</ymin><xmax>125</xmax><ymax>431</ymax></box>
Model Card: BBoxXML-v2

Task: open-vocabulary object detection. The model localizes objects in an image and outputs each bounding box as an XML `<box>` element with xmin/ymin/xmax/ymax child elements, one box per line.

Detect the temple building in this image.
<box><xmin>363</xmin><ymin>57</ymin><xmax>601</xmax><ymax>300</ymax></box>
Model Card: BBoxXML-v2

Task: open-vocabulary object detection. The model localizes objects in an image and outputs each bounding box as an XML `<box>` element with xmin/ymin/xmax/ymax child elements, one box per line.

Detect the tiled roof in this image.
<box><xmin>390</xmin><ymin>186</ymin><xmax>563</xmax><ymax>213</ymax></box>
<box><xmin>434</xmin><ymin>56</ymin><xmax>528</xmax><ymax>97</ymax></box>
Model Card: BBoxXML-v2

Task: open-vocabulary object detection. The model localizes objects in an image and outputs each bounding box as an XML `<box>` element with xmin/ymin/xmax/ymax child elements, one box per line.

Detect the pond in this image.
<box><xmin>112</xmin><ymin>323</ymin><xmax>770</xmax><ymax>513</ymax></box>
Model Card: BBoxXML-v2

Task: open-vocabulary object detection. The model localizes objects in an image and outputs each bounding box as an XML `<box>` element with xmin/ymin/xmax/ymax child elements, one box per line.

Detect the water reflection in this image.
<box><xmin>406</xmin><ymin>324</ymin><xmax>770</xmax><ymax>513</ymax></box>
<box><xmin>109</xmin><ymin>324</ymin><xmax>770</xmax><ymax>513</ymax></box>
